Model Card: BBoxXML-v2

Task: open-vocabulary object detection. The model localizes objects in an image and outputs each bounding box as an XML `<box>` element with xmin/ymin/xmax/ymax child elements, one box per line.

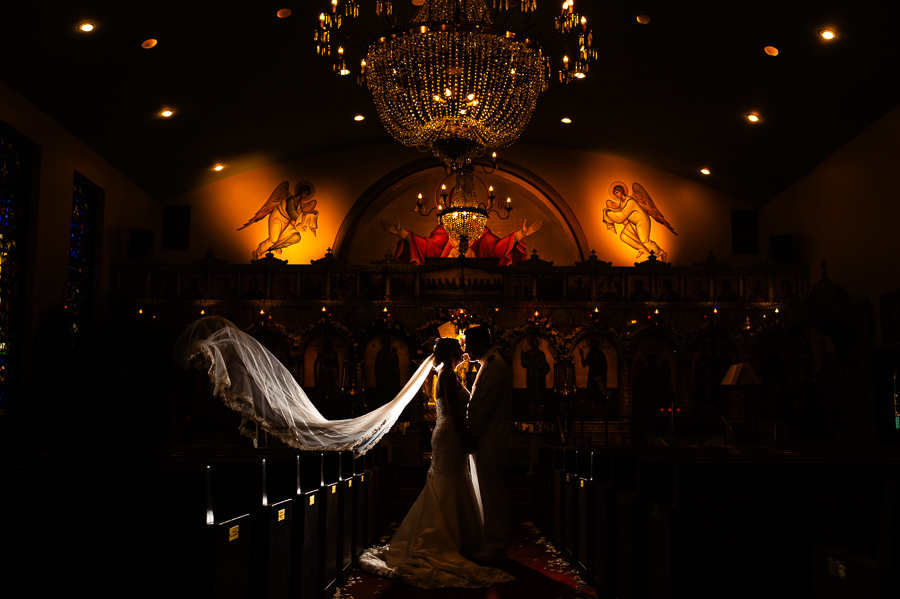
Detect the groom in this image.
<box><xmin>463</xmin><ymin>326</ymin><xmax>512</xmax><ymax>561</ymax></box>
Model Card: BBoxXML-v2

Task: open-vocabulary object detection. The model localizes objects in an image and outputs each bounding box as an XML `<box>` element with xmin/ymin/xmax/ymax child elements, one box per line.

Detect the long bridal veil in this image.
<box><xmin>173</xmin><ymin>316</ymin><xmax>434</xmax><ymax>456</ymax></box>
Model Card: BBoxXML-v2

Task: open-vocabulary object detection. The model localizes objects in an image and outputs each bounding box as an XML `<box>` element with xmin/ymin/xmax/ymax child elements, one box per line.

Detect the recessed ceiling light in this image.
<box><xmin>213</xmin><ymin>164</ymin><xmax>224</xmax><ymax>171</ymax></box>
<box><xmin>277</xmin><ymin>8</ymin><xmax>292</xmax><ymax>18</ymax></box>
<box><xmin>636</xmin><ymin>15</ymin><xmax>651</xmax><ymax>24</ymax></box>
<box><xmin>764</xmin><ymin>46</ymin><xmax>779</xmax><ymax>56</ymax></box>
<box><xmin>160</xmin><ymin>109</ymin><xmax>174</xmax><ymax>117</ymax></box>
<box><xmin>561</xmin><ymin>117</ymin><xmax>572</xmax><ymax>124</ymax></box>
<box><xmin>700</xmin><ymin>168</ymin><xmax>710</xmax><ymax>175</ymax></box>
<box><xmin>142</xmin><ymin>39</ymin><xmax>157</xmax><ymax>49</ymax></box>
<box><xmin>78</xmin><ymin>22</ymin><xmax>95</xmax><ymax>32</ymax></box>
<box><xmin>820</xmin><ymin>29</ymin><xmax>836</xmax><ymax>40</ymax></box>
<box><xmin>354</xmin><ymin>115</ymin><xmax>365</xmax><ymax>121</ymax></box>
<box><xmin>746</xmin><ymin>113</ymin><xmax>760</xmax><ymax>122</ymax></box>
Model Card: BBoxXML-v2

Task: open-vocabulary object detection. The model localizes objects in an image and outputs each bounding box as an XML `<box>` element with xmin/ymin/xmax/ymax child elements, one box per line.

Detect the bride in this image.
<box><xmin>359</xmin><ymin>338</ymin><xmax>514</xmax><ymax>588</ymax></box>
<box><xmin>173</xmin><ymin>319</ymin><xmax>513</xmax><ymax>588</ymax></box>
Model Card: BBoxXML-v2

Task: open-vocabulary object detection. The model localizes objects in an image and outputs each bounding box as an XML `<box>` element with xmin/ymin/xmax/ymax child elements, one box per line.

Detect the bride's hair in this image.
<box><xmin>433</xmin><ymin>337</ymin><xmax>461</xmax><ymax>369</ymax></box>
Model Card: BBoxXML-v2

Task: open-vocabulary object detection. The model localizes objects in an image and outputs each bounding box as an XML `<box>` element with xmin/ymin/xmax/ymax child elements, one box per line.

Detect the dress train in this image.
<box><xmin>359</xmin><ymin>386</ymin><xmax>513</xmax><ymax>588</ymax></box>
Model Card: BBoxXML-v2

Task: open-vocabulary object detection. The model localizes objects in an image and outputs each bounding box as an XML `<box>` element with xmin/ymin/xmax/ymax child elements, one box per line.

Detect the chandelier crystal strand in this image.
<box><xmin>317</xmin><ymin>0</ymin><xmax>594</xmax><ymax>228</ymax></box>
<box><xmin>440</xmin><ymin>168</ymin><xmax>488</xmax><ymax>246</ymax></box>
<box><xmin>316</xmin><ymin>0</ymin><xmax>592</xmax><ymax>168</ymax></box>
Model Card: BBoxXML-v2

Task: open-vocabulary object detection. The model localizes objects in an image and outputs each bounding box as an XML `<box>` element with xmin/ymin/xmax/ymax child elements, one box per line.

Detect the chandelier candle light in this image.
<box><xmin>413</xmin><ymin>166</ymin><xmax>513</xmax><ymax>253</ymax></box>
<box><xmin>315</xmin><ymin>0</ymin><xmax>596</xmax><ymax>170</ymax></box>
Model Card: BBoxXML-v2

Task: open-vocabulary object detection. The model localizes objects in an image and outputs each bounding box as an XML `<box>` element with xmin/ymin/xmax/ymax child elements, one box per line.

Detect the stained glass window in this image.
<box><xmin>0</xmin><ymin>129</ymin><xmax>30</xmax><ymax>417</ymax></box>
<box><xmin>66</xmin><ymin>176</ymin><xmax>99</xmax><ymax>350</ymax></box>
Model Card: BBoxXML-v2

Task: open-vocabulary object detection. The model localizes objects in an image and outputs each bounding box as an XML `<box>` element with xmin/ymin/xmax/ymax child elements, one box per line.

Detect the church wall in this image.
<box><xmin>161</xmin><ymin>142</ymin><xmax>758</xmax><ymax>269</ymax></box>
<box><xmin>0</xmin><ymin>79</ymin><xmax>160</xmax><ymax>326</ymax></box>
<box><xmin>762</xmin><ymin>103</ymin><xmax>900</xmax><ymax>346</ymax></box>
<box><xmin>0</xmin><ymin>78</ymin><xmax>160</xmax><ymax>422</ymax></box>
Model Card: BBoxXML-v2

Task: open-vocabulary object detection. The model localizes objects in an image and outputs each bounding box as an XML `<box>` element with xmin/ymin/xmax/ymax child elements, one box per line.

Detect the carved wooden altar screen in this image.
<box><xmin>111</xmin><ymin>250</ymin><xmax>874</xmax><ymax>454</ymax></box>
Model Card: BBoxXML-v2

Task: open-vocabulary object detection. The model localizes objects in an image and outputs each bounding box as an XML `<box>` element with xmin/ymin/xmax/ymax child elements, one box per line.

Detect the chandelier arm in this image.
<box><xmin>488</xmin><ymin>208</ymin><xmax>513</xmax><ymax>220</ymax></box>
<box><xmin>479</xmin><ymin>164</ymin><xmax>497</xmax><ymax>174</ymax></box>
<box><xmin>501</xmin><ymin>9</ymin><xmax>532</xmax><ymax>31</ymax></box>
<box><xmin>435</xmin><ymin>172</ymin><xmax>455</xmax><ymax>209</ymax></box>
<box><xmin>472</xmin><ymin>172</ymin><xmax>493</xmax><ymax>211</ymax></box>
<box><xmin>331</xmin><ymin>36</ymin><xmax>370</xmax><ymax>54</ymax></box>
<box><xmin>343</xmin><ymin>16</ymin><xmax>393</xmax><ymax>46</ymax></box>
<box><xmin>521</xmin><ymin>20</ymin><xmax>547</xmax><ymax>39</ymax></box>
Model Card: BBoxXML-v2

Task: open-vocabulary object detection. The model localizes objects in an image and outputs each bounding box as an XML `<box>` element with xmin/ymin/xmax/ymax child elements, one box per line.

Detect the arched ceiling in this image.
<box><xmin>1</xmin><ymin>0</ymin><xmax>897</xmax><ymax>206</ymax></box>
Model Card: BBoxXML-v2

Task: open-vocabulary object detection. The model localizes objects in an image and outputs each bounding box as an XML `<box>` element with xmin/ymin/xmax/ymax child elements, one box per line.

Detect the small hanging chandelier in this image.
<box><xmin>315</xmin><ymin>0</ymin><xmax>596</xmax><ymax>169</ymax></box>
<box><xmin>414</xmin><ymin>162</ymin><xmax>512</xmax><ymax>253</ymax></box>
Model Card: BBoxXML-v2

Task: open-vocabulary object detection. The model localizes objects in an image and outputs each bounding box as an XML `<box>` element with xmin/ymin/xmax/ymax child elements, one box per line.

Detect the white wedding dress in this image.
<box><xmin>359</xmin><ymin>382</ymin><xmax>515</xmax><ymax>588</ymax></box>
<box><xmin>172</xmin><ymin>317</ymin><xmax>512</xmax><ymax>588</ymax></box>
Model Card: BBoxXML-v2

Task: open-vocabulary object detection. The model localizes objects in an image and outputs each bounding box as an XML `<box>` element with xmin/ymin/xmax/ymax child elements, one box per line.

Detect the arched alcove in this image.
<box><xmin>334</xmin><ymin>158</ymin><xmax>589</xmax><ymax>265</ymax></box>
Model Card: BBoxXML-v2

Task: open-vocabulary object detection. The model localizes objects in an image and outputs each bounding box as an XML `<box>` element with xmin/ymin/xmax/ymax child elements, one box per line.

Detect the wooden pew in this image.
<box><xmin>292</xmin><ymin>451</ymin><xmax>324</xmax><ymax>599</ymax></box>
<box><xmin>365</xmin><ymin>449</ymin><xmax>378</xmax><ymax>547</ymax></box>
<box><xmin>337</xmin><ymin>450</ymin><xmax>356</xmax><ymax>583</ymax></box>
<box><xmin>576</xmin><ymin>450</ymin><xmax>597</xmax><ymax>586</ymax></box>
<box><xmin>644</xmin><ymin>455</ymin><xmax>900</xmax><ymax>598</ymax></box>
<box><xmin>582</xmin><ymin>446</ymin><xmax>753</xmax><ymax>599</ymax></box>
<box><xmin>551</xmin><ymin>447</ymin><xmax>567</xmax><ymax>549</ymax></box>
<box><xmin>2</xmin><ymin>450</ymin><xmax>266</xmax><ymax>598</ymax></box>
<box><xmin>353</xmin><ymin>453</ymin><xmax>368</xmax><ymax>560</ymax></box>
<box><xmin>563</xmin><ymin>447</ymin><xmax>580</xmax><ymax>565</ymax></box>
<box><xmin>319</xmin><ymin>451</ymin><xmax>342</xmax><ymax>599</ymax></box>
<box><xmin>376</xmin><ymin>446</ymin><xmax>394</xmax><ymax>535</ymax></box>
<box><xmin>532</xmin><ymin>447</ymin><xmax>552</xmax><ymax>532</ymax></box>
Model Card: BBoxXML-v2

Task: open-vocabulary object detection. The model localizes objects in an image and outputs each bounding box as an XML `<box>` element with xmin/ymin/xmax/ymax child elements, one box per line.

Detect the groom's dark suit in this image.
<box><xmin>467</xmin><ymin>346</ymin><xmax>512</xmax><ymax>559</ymax></box>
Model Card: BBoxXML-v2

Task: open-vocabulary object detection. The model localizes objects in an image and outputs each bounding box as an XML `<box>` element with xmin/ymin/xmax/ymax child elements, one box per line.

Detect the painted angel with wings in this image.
<box><xmin>239</xmin><ymin>181</ymin><xmax>319</xmax><ymax>261</ymax></box>
<box><xmin>603</xmin><ymin>181</ymin><xmax>677</xmax><ymax>263</ymax></box>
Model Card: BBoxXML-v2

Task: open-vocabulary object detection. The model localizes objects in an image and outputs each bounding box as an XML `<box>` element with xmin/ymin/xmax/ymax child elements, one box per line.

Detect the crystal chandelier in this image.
<box><xmin>414</xmin><ymin>163</ymin><xmax>512</xmax><ymax>254</ymax></box>
<box><xmin>315</xmin><ymin>0</ymin><xmax>596</xmax><ymax>169</ymax></box>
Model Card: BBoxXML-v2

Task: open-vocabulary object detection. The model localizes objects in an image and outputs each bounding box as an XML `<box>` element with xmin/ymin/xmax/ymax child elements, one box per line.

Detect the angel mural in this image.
<box><xmin>238</xmin><ymin>181</ymin><xmax>319</xmax><ymax>261</ymax></box>
<box><xmin>603</xmin><ymin>181</ymin><xmax>677</xmax><ymax>262</ymax></box>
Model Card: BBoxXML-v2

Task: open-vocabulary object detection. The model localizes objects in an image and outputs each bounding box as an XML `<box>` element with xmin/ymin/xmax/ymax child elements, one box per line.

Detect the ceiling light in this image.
<box><xmin>764</xmin><ymin>46</ymin><xmax>778</xmax><ymax>56</ymax></box>
<box><xmin>636</xmin><ymin>15</ymin><xmax>651</xmax><ymax>24</ymax></box>
<box><xmin>276</xmin><ymin>8</ymin><xmax>292</xmax><ymax>18</ymax></box>
<box><xmin>561</xmin><ymin>117</ymin><xmax>572</xmax><ymax>124</ymax></box>
<box><xmin>78</xmin><ymin>22</ymin><xmax>95</xmax><ymax>32</ymax></box>
<box><xmin>747</xmin><ymin>113</ymin><xmax>760</xmax><ymax>122</ymax></box>
<box><xmin>700</xmin><ymin>168</ymin><xmax>710</xmax><ymax>175</ymax></box>
<box><xmin>160</xmin><ymin>109</ymin><xmax>174</xmax><ymax>117</ymax></box>
<box><xmin>213</xmin><ymin>164</ymin><xmax>224</xmax><ymax>171</ymax></box>
<box><xmin>820</xmin><ymin>29</ymin><xmax>836</xmax><ymax>40</ymax></box>
<box><xmin>142</xmin><ymin>39</ymin><xmax>157</xmax><ymax>49</ymax></box>
<box><xmin>354</xmin><ymin>115</ymin><xmax>365</xmax><ymax>121</ymax></box>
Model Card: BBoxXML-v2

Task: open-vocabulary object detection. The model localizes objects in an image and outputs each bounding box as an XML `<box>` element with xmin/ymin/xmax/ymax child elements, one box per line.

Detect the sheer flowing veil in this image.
<box><xmin>173</xmin><ymin>316</ymin><xmax>434</xmax><ymax>456</ymax></box>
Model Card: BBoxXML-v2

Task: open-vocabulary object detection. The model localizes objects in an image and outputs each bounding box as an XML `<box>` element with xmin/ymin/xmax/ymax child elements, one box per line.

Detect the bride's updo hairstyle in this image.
<box><xmin>433</xmin><ymin>337</ymin><xmax>461</xmax><ymax>370</ymax></box>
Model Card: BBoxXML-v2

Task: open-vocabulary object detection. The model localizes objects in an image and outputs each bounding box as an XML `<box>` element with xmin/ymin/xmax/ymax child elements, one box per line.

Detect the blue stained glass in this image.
<box><xmin>0</xmin><ymin>132</ymin><xmax>27</xmax><ymax>416</ymax></box>
<box><xmin>66</xmin><ymin>178</ymin><xmax>98</xmax><ymax>350</ymax></box>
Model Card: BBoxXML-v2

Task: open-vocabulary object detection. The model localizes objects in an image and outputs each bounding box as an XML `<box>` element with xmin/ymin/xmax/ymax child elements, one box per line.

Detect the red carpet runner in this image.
<box><xmin>335</xmin><ymin>521</ymin><xmax>596</xmax><ymax>599</ymax></box>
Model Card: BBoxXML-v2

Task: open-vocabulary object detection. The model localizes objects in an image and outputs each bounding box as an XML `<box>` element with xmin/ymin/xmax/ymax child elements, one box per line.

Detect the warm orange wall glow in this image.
<box><xmin>162</xmin><ymin>143</ymin><xmax>755</xmax><ymax>269</ymax></box>
<box><xmin>163</xmin><ymin>144</ymin><xmax>423</xmax><ymax>265</ymax></box>
<box><xmin>498</xmin><ymin>144</ymin><xmax>754</xmax><ymax>267</ymax></box>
